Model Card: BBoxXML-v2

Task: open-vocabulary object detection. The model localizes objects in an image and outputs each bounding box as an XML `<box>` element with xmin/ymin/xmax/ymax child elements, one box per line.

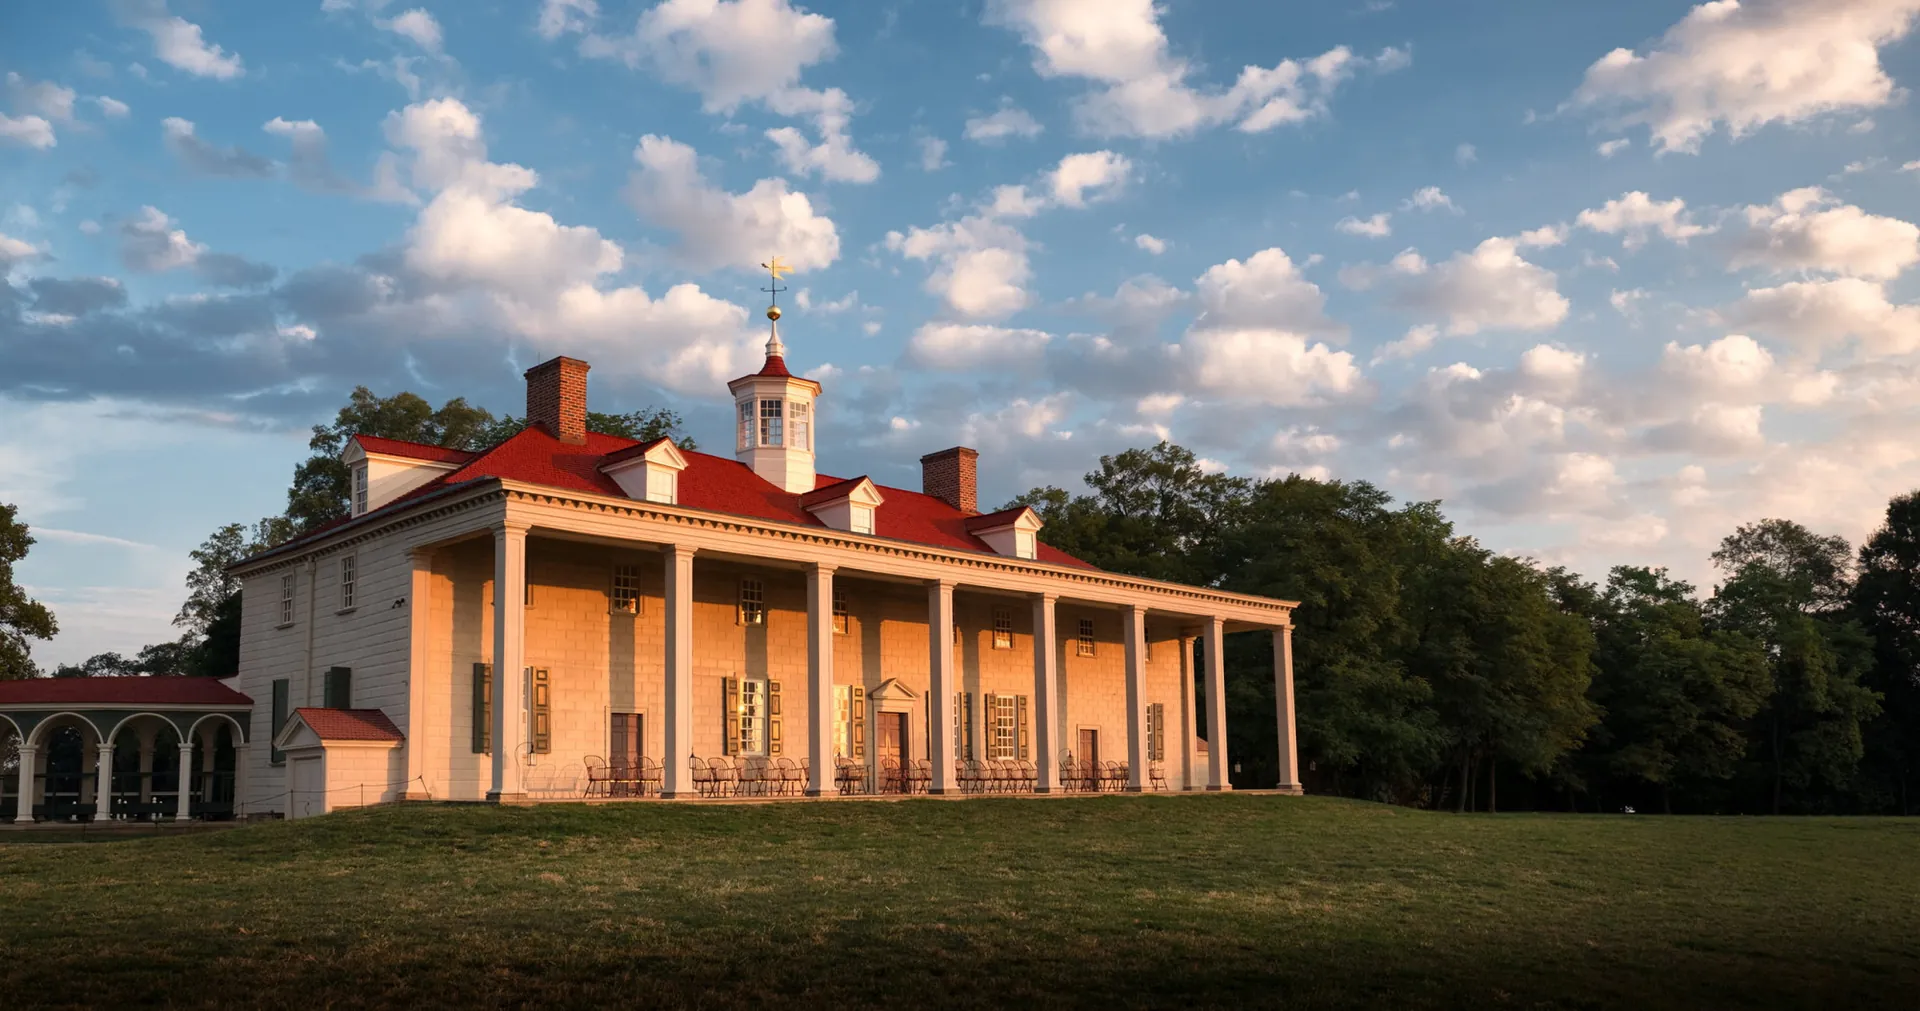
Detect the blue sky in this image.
<box><xmin>5</xmin><ymin>0</ymin><xmax>1920</xmax><ymax>666</ymax></box>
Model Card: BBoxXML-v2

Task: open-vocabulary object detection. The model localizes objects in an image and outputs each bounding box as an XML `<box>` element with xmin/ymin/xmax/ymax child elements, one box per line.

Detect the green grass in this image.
<box><xmin>2</xmin><ymin>796</ymin><xmax>1916</xmax><ymax>1009</ymax></box>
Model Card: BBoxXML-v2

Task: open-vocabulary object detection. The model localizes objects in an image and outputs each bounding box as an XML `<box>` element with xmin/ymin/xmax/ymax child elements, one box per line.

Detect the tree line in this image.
<box><xmin>1010</xmin><ymin>443</ymin><xmax>1918</xmax><ymax>815</ymax></box>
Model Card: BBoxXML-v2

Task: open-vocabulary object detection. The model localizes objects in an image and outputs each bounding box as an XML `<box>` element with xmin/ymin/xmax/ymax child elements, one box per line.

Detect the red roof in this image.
<box><xmin>755</xmin><ymin>355</ymin><xmax>792</xmax><ymax>378</ymax></box>
<box><xmin>352</xmin><ymin>435</ymin><xmax>477</xmax><ymax>466</ymax></box>
<box><xmin>0</xmin><ymin>677</ymin><xmax>252</xmax><ymax>707</ymax></box>
<box><xmin>966</xmin><ymin>506</ymin><xmax>1036</xmax><ymax>532</ymax></box>
<box><xmin>293</xmin><ymin>708</ymin><xmax>404</xmax><ymax>742</ymax></box>
<box><xmin>798</xmin><ymin>475</ymin><xmax>870</xmax><ymax>509</ymax></box>
<box><xmin>252</xmin><ymin>425</ymin><xmax>1097</xmax><ymax>570</ymax></box>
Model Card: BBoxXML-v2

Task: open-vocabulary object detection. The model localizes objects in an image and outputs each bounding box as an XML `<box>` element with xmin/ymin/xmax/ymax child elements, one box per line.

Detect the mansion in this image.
<box><xmin>5</xmin><ymin>310</ymin><xmax>1303</xmax><ymax>821</ymax></box>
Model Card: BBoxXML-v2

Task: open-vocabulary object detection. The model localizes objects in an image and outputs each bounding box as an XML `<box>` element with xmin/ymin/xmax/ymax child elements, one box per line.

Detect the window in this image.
<box><xmin>739</xmin><ymin>578</ymin><xmax>765</xmax><ymax>625</ymax></box>
<box><xmin>530</xmin><ymin>668</ymin><xmax>551</xmax><ymax>755</ymax></box>
<box><xmin>832</xmin><ymin>584</ymin><xmax>848</xmax><ymax>634</ymax></box>
<box><xmin>737</xmin><ymin>400</ymin><xmax>754</xmax><ymax>451</ymax></box>
<box><xmin>270</xmin><ymin>678</ymin><xmax>290</xmax><ymax>765</ymax></box>
<box><xmin>759</xmin><ymin>398</ymin><xmax>784</xmax><ymax>447</ymax></box>
<box><xmin>645</xmin><ymin>466</ymin><xmax>677</xmax><ymax>504</ymax></box>
<box><xmin>610</xmin><ymin>564</ymin><xmax>640</xmax><ymax>614</ymax></box>
<box><xmin>724</xmin><ymin>676</ymin><xmax>780</xmax><ymax>756</ymax></box>
<box><xmin>323</xmin><ymin>667</ymin><xmax>352</xmax><ymax>709</ymax></box>
<box><xmin>1146</xmin><ymin>702</ymin><xmax>1167</xmax><ymax>762</ymax></box>
<box><xmin>791</xmin><ymin>400</ymin><xmax>810</xmax><ymax>450</ymax></box>
<box><xmin>990</xmin><ymin>694</ymin><xmax>1019</xmax><ymax>759</ymax></box>
<box><xmin>339</xmin><ymin>555</ymin><xmax>356</xmax><ymax>610</ymax></box>
<box><xmin>850</xmin><ymin>505</ymin><xmax>874</xmax><ymax>535</ymax></box>
<box><xmin>471</xmin><ymin>663</ymin><xmax>492</xmax><ymax>754</ymax></box>
<box><xmin>992</xmin><ymin>607</ymin><xmax>1013</xmax><ymax>650</ymax></box>
<box><xmin>279</xmin><ymin>573</ymin><xmax>295</xmax><ymax>626</ymax></box>
<box><xmin>1015</xmin><ymin>529</ymin><xmax>1036</xmax><ymax>560</ymax></box>
<box><xmin>1077</xmin><ymin>618</ymin><xmax>1096</xmax><ymax>657</ymax></box>
<box><xmin>353</xmin><ymin>464</ymin><xmax>369</xmax><ymax>515</ymax></box>
<box><xmin>611</xmin><ymin>712</ymin><xmax>643</xmax><ymax>773</ymax></box>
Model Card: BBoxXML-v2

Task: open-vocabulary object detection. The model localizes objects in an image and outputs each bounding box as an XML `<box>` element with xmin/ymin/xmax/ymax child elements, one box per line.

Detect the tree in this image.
<box><xmin>0</xmin><ymin>502</ymin><xmax>56</xmax><ymax>680</ymax></box>
<box><xmin>1853</xmin><ymin>491</ymin><xmax>1920</xmax><ymax>813</ymax></box>
<box><xmin>474</xmin><ymin>408</ymin><xmax>696</xmax><ymax>453</ymax></box>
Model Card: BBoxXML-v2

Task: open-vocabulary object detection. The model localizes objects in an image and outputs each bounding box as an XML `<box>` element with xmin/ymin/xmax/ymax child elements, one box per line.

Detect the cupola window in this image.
<box><xmin>759</xmin><ymin>399</ymin><xmax>784</xmax><ymax>447</ymax></box>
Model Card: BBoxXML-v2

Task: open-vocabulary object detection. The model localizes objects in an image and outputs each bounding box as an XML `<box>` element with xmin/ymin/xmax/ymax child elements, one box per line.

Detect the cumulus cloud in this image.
<box><xmin>118</xmin><ymin>0</ymin><xmax>245</xmax><ymax>79</ymax></box>
<box><xmin>1721</xmin><ymin>277</ymin><xmax>1920</xmax><ymax>357</ymax></box>
<box><xmin>1727</xmin><ymin>187</ymin><xmax>1920</xmax><ymax>279</ymax></box>
<box><xmin>1342</xmin><ymin>236</ymin><xmax>1569</xmax><ymax>335</ymax></box>
<box><xmin>1403</xmin><ymin>186</ymin><xmax>1457</xmax><ymax>213</ymax></box>
<box><xmin>1193</xmin><ymin>247</ymin><xmax>1341</xmax><ymax>335</ymax></box>
<box><xmin>1576</xmin><ymin>191</ymin><xmax>1710</xmax><ymax>248</ymax></box>
<box><xmin>537</xmin><ymin>0</ymin><xmax>598</xmax><ymax>40</ymax></box>
<box><xmin>905</xmin><ymin>322</ymin><xmax>1052</xmax><ymax>369</ymax></box>
<box><xmin>1570</xmin><ymin>0</ymin><xmax>1920</xmax><ymax>153</ymax></box>
<box><xmin>7</xmin><ymin>73</ymin><xmax>76</xmax><ymax>123</ymax></box>
<box><xmin>985</xmin><ymin>0</ymin><xmax>1405</xmax><ymax>138</ymax></box>
<box><xmin>1597</xmin><ymin>138</ymin><xmax>1631</xmax><ymax>158</ymax></box>
<box><xmin>1134</xmin><ymin>233</ymin><xmax>1166</xmax><ymax>255</ymax></box>
<box><xmin>762</xmin><ymin>86</ymin><xmax>879</xmax><ymax>183</ymax></box>
<box><xmin>1179</xmin><ymin>327</ymin><xmax>1363</xmax><ymax>407</ymax></box>
<box><xmin>626</xmin><ymin>133</ymin><xmax>840</xmax><ymax>272</ymax></box>
<box><xmin>262</xmin><ymin>117</ymin><xmax>359</xmax><ymax>195</ymax></box>
<box><xmin>162</xmin><ymin>117</ymin><xmax>274</xmax><ymax>177</ymax></box>
<box><xmin>1337</xmin><ymin>212</ymin><xmax>1392</xmax><ymax>238</ymax></box>
<box><xmin>1047</xmin><ymin>150</ymin><xmax>1131</xmax><ymax>206</ymax></box>
<box><xmin>918</xmin><ymin>136</ymin><xmax>949</xmax><ymax>171</ymax></box>
<box><xmin>0</xmin><ymin>114</ymin><xmax>55</xmax><ymax>149</ymax></box>
<box><xmin>119</xmin><ymin>205</ymin><xmax>205</xmax><ymax>272</ymax></box>
<box><xmin>965</xmin><ymin>103</ymin><xmax>1044</xmax><ymax>142</ymax></box>
<box><xmin>382</xmin><ymin>9</ymin><xmax>444</xmax><ymax>52</ymax></box>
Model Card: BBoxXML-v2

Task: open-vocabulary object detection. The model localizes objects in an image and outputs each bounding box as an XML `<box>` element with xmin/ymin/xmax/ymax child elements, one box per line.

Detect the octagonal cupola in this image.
<box><xmin>728</xmin><ymin>258</ymin><xmax>822</xmax><ymax>494</ymax></box>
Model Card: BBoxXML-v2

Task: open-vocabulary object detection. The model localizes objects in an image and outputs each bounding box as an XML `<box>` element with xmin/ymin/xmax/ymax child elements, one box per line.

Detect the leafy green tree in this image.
<box><xmin>286</xmin><ymin>388</ymin><xmax>498</xmax><ymax>532</ymax></box>
<box><xmin>0</xmin><ymin>502</ymin><xmax>56</xmax><ymax>680</ymax></box>
<box><xmin>1853</xmin><ymin>491</ymin><xmax>1920</xmax><ymax>813</ymax></box>
<box><xmin>474</xmin><ymin>408</ymin><xmax>696</xmax><ymax>453</ymax></box>
<box><xmin>51</xmin><ymin>640</ymin><xmax>195</xmax><ymax>678</ymax></box>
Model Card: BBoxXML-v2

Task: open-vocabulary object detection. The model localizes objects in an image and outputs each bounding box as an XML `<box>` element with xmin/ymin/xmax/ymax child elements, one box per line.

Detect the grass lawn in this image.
<box><xmin>1</xmin><ymin>795</ymin><xmax>1916</xmax><ymax>1009</ymax></box>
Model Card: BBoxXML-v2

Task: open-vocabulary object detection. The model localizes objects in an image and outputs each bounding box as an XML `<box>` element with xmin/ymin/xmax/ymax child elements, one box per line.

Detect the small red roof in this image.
<box><xmin>598</xmin><ymin>437</ymin><xmax>675</xmax><ymax>466</ymax></box>
<box><xmin>293</xmin><ymin>707</ymin><xmax>404</xmax><ymax>742</ymax></box>
<box><xmin>352</xmin><ymin>435</ymin><xmax>477</xmax><ymax>466</ymax></box>
<box><xmin>755</xmin><ymin>354</ymin><xmax>792</xmax><ymax>378</ymax></box>
<box><xmin>965</xmin><ymin>506</ymin><xmax>1036</xmax><ymax>531</ymax></box>
<box><xmin>0</xmin><ymin>677</ymin><xmax>252</xmax><ymax>707</ymax></box>
<box><xmin>798</xmin><ymin>475</ymin><xmax>872</xmax><ymax>509</ymax></box>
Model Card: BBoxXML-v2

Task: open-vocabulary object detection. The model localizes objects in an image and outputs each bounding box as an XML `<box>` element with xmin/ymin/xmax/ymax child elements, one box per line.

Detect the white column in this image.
<box><xmin>805</xmin><ymin>563</ymin><xmax>837</xmax><ymax>796</ymax></box>
<box><xmin>1177</xmin><ymin>633</ymin><xmax>1199</xmax><ymax>791</ymax></box>
<box><xmin>1204</xmin><ymin>616</ymin><xmax>1231</xmax><ymax>791</ymax></box>
<box><xmin>927</xmin><ymin>580</ymin><xmax>957</xmax><ymax>794</ymax></box>
<box><xmin>403</xmin><ymin>548</ymin><xmax>433</xmax><ymax>800</ymax></box>
<box><xmin>175</xmin><ymin>732</ymin><xmax>194</xmax><ymax>820</ymax></box>
<box><xmin>1031</xmin><ymin>593</ymin><xmax>1060</xmax><ymax>792</ymax></box>
<box><xmin>1274</xmin><ymin>626</ymin><xmax>1302</xmax><ymax>794</ymax></box>
<box><xmin>13</xmin><ymin>745</ymin><xmax>35</xmax><ymax>823</ymax></box>
<box><xmin>1123</xmin><ymin>604</ymin><xmax>1148</xmax><ymax>792</ymax></box>
<box><xmin>95</xmin><ymin>743</ymin><xmax>113</xmax><ymax>816</ymax></box>
<box><xmin>489</xmin><ymin>523</ymin><xmax>529</xmax><ymax>802</ymax></box>
<box><xmin>662</xmin><ymin>545</ymin><xmax>695</xmax><ymax>798</ymax></box>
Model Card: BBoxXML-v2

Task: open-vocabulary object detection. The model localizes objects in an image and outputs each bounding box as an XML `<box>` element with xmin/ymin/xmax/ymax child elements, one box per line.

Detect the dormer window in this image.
<box><xmin>599</xmin><ymin>438</ymin><xmax>689</xmax><ymax>507</ymax></box>
<box><xmin>802</xmin><ymin>476</ymin><xmax>885</xmax><ymax>534</ymax></box>
<box><xmin>850</xmin><ymin>505</ymin><xmax>874</xmax><ymax>535</ymax></box>
<box><xmin>646</xmin><ymin>467</ymin><xmax>677</xmax><ymax>504</ymax></box>
<box><xmin>352</xmin><ymin>464</ymin><xmax>369</xmax><ymax>516</ymax></box>
<box><xmin>965</xmin><ymin>506</ymin><xmax>1046</xmax><ymax>561</ymax></box>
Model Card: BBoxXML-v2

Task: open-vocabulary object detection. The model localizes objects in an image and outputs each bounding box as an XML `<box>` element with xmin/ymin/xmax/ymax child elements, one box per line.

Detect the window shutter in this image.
<box><xmin>768</xmin><ymin>679</ymin><xmax>783</xmax><ymax>756</ymax></box>
<box><xmin>723</xmin><ymin>677</ymin><xmax>740</xmax><ymax>755</ymax></box>
<box><xmin>1017</xmin><ymin>694</ymin><xmax>1030</xmax><ymax>760</ymax></box>
<box><xmin>324</xmin><ymin>666</ymin><xmax>352</xmax><ymax>709</ymax></box>
<box><xmin>850</xmin><ymin>686</ymin><xmax>866</xmax><ymax>758</ymax></box>
<box><xmin>472</xmin><ymin>663</ymin><xmax>492</xmax><ymax>754</ymax></box>
<box><xmin>531</xmin><ymin>668</ymin><xmax>551</xmax><ymax>755</ymax></box>
<box><xmin>270</xmin><ymin>679</ymin><xmax>289</xmax><ymax>765</ymax></box>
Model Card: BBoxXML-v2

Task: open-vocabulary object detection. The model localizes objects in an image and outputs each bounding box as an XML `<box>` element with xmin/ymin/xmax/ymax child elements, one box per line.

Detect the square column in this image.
<box><xmin>1274</xmin><ymin>626</ymin><xmax>1303</xmax><ymax>795</ymax></box>
<box><xmin>662</xmin><ymin>545</ymin><xmax>695</xmax><ymax>798</ymax></box>
<box><xmin>1123</xmin><ymin>604</ymin><xmax>1148</xmax><ymax>792</ymax></box>
<box><xmin>805</xmin><ymin>563</ymin><xmax>838</xmax><ymax>797</ymax></box>
<box><xmin>1177</xmin><ymin>634</ymin><xmax>1199</xmax><ymax>791</ymax></box>
<box><xmin>95</xmin><ymin>743</ymin><xmax>113</xmax><ymax>814</ymax></box>
<box><xmin>403</xmin><ymin>548</ymin><xmax>433</xmax><ymax>800</ymax></box>
<box><xmin>1031</xmin><ymin>593</ymin><xmax>1060</xmax><ymax>792</ymax></box>
<box><xmin>175</xmin><ymin>733</ymin><xmax>194</xmax><ymax>820</ymax></box>
<box><xmin>1204</xmin><ymin>617</ymin><xmax>1231</xmax><ymax>791</ymax></box>
<box><xmin>13</xmin><ymin>746</ymin><xmax>35</xmax><ymax>823</ymax></box>
<box><xmin>927</xmin><ymin>580</ymin><xmax>958</xmax><ymax>794</ymax></box>
<box><xmin>489</xmin><ymin>523</ymin><xmax>529</xmax><ymax>802</ymax></box>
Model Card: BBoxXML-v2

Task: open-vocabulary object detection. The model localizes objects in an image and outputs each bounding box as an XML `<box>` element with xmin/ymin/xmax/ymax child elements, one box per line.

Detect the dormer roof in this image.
<box><xmin>799</xmin><ymin>475</ymin><xmax>885</xmax><ymax>510</ymax></box>
<box><xmin>598</xmin><ymin>437</ymin><xmax>689</xmax><ymax>472</ymax></box>
<box><xmin>343</xmin><ymin>435</ymin><xmax>477</xmax><ymax>466</ymax></box>
<box><xmin>964</xmin><ymin>505</ymin><xmax>1043</xmax><ymax>534</ymax></box>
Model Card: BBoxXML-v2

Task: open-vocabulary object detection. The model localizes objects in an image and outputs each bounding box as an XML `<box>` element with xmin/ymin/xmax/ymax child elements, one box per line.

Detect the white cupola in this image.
<box><xmin>728</xmin><ymin>261</ymin><xmax>822</xmax><ymax>494</ymax></box>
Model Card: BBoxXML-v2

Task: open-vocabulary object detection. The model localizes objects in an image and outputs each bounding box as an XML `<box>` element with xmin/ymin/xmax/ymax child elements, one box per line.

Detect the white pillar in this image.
<box><xmin>1177</xmin><ymin>633</ymin><xmax>1199</xmax><ymax>791</ymax></box>
<box><xmin>489</xmin><ymin>523</ymin><xmax>528</xmax><ymax>802</ymax></box>
<box><xmin>1204</xmin><ymin>616</ymin><xmax>1231</xmax><ymax>791</ymax></box>
<box><xmin>403</xmin><ymin>547</ymin><xmax>433</xmax><ymax>800</ymax></box>
<box><xmin>175</xmin><ymin>731</ymin><xmax>194</xmax><ymax>820</ymax></box>
<box><xmin>95</xmin><ymin>743</ymin><xmax>113</xmax><ymax>816</ymax></box>
<box><xmin>927</xmin><ymin>580</ymin><xmax>957</xmax><ymax>793</ymax></box>
<box><xmin>1274</xmin><ymin>626</ymin><xmax>1302</xmax><ymax>794</ymax></box>
<box><xmin>1031</xmin><ymin>593</ymin><xmax>1060</xmax><ymax>792</ymax></box>
<box><xmin>805</xmin><ymin>563</ymin><xmax>838</xmax><ymax>796</ymax></box>
<box><xmin>662</xmin><ymin>544</ymin><xmax>695</xmax><ymax>797</ymax></box>
<box><xmin>1123</xmin><ymin>604</ymin><xmax>1148</xmax><ymax>792</ymax></box>
<box><xmin>13</xmin><ymin>745</ymin><xmax>36</xmax><ymax>823</ymax></box>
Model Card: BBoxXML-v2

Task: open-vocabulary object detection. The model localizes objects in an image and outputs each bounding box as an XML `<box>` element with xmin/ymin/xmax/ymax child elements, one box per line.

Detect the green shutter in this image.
<box><xmin>323</xmin><ymin>666</ymin><xmax>352</xmax><ymax>709</ymax></box>
<box><xmin>850</xmin><ymin>686</ymin><xmax>866</xmax><ymax>759</ymax></box>
<box><xmin>531</xmin><ymin>668</ymin><xmax>551</xmax><ymax>755</ymax></box>
<box><xmin>768</xmin><ymin>679</ymin><xmax>783</xmax><ymax>756</ymax></box>
<box><xmin>270</xmin><ymin>679</ymin><xmax>289</xmax><ymax>765</ymax></box>
<box><xmin>1017</xmin><ymin>694</ymin><xmax>1030</xmax><ymax>761</ymax></box>
<box><xmin>472</xmin><ymin>663</ymin><xmax>492</xmax><ymax>754</ymax></box>
<box><xmin>723</xmin><ymin>677</ymin><xmax>740</xmax><ymax>755</ymax></box>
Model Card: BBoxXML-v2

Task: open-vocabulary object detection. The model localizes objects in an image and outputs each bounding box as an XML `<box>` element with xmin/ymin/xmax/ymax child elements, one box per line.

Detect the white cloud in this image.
<box><xmin>905</xmin><ymin>322</ymin><xmax>1052</xmax><ymax>369</ymax></box>
<box><xmin>1596</xmin><ymin>138</ymin><xmax>1631</xmax><ymax>158</ymax></box>
<box><xmin>1610</xmin><ymin>287</ymin><xmax>1650</xmax><ymax>321</ymax></box>
<box><xmin>965</xmin><ymin>104</ymin><xmax>1044</xmax><ymax>142</ymax></box>
<box><xmin>6</xmin><ymin>72</ymin><xmax>76</xmax><ymax>122</ymax></box>
<box><xmin>1404</xmin><ymin>186</ymin><xmax>1457</xmax><ymax>213</ymax></box>
<box><xmin>1179</xmin><ymin>327</ymin><xmax>1363</xmax><ymax>407</ymax></box>
<box><xmin>93</xmin><ymin>96</ymin><xmax>130</xmax><ymax>118</ymax></box>
<box><xmin>538</xmin><ymin>0</ymin><xmax>598</xmax><ymax>38</ymax></box>
<box><xmin>1576</xmin><ymin>191</ymin><xmax>1710</xmax><ymax>248</ymax></box>
<box><xmin>1047</xmin><ymin>150</ymin><xmax>1132</xmax><ymax>206</ymax></box>
<box><xmin>764</xmin><ymin>85</ymin><xmax>879</xmax><ymax>183</ymax></box>
<box><xmin>1336</xmin><ymin>212</ymin><xmax>1392</xmax><ymax>238</ymax></box>
<box><xmin>1570</xmin><ymin>0</ymin><xmax>1920</xmax><ymax>153</ymax></box>
<box><xmin>162</xmin><ymin>117</ymin><xmax>274</xmax><ymax>177</ymax></box>
<box><xmin>382</xmin><ymin>9</ymin><xmax>444</xmax><ymax>52</ymax></box>
<box><xmin>1456</xmin><ymin>142</ymin><xmax>1477</xmax><ymax>165</ymax></box>
<box><xmin>627</xmin><ymin>133</ymin><xmax>840</xmax><ymax>272</ymax></box>
<box><xmin>0</xmin><ymin>231</ymin><xmax>43</xmax><ymax>267</ymax></box>
<box><xmin>1728</xmin><ymin>187</ymin><xmax>1920</xmax><ymax>279</ymax></box>
<box><xmin>985</xmin><ymin>0</ymin><xmax>1401</xmax><ymax>138</ymax></box>
<box><xmin>127</xmin><ymin>4</ymin><xmax>246</xmax><ymax>79</ymax></box>
<box><xmin>1193</xmin><ymin>247</ymin><xmax>1341</xmax><ymax>335</ymax></box>
<box><xmin>119</xmin><ymin>205</ymin><xmax>205</xmax><ymax>272</ymax></box>
<box><xmin>1343</xmin><ymin>236</ymin><xmax>1568</xmax><ymax>335</ymax></box>
<box><xmin>918</xmin><ymin>135</ymin><xmax>949</xmax><ymax>171</ymax></box>
<box><xmin>1134</xmin><ymin>233</ymin><xmax>1166</xmax><ymax>255</ymax></box>
<box><xmin>1721</xmin><ymin>277</ymin><xmax>1920</xmax><ymax>357</ymax></box>
<box><xmin>887</xmin><ymin>217</ymin><xmax>1032</xmax><ymax>319</ymax></box>
<box><xmin>1371</xmin><ymin>323</ymin><xmax>1437</xmax><ymax>363</ymax></box>
<box><xmin>0</xmin><ymin>113</ymin><xmax>55</xmax><ymax>150</ymax></box>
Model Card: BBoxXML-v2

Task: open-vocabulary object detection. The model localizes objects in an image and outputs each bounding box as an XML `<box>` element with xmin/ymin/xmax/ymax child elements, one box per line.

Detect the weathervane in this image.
<box><xmin>760</xmin><ymin>255</ymin><xmax>792</xmax><ymax>358</ymax></box>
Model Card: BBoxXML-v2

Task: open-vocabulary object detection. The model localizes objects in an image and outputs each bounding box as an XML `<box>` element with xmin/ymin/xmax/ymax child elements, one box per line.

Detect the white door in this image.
<box><xmin>289</xmin><ymin>756</ymin><xmax>323</xmax><ymax>820</ymax></box>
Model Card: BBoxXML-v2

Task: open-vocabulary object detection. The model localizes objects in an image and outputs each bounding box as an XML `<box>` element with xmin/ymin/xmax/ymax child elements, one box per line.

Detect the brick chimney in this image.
<box><xmin>524</xmin><ymin>356</ymin><xmax>590</xmax><ymax>445</ymax></box>
<box><xmin>920</xmin><ymin>447</ymin><xmax>979</xmax><ymax>514</ymax></box>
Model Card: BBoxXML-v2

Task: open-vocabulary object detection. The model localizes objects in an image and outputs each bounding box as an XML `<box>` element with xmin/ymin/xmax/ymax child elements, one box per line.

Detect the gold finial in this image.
<box><xmin>760</xmin><ymin>255</ymin><xmax>791</xmax><ymax>322</ymax></box>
